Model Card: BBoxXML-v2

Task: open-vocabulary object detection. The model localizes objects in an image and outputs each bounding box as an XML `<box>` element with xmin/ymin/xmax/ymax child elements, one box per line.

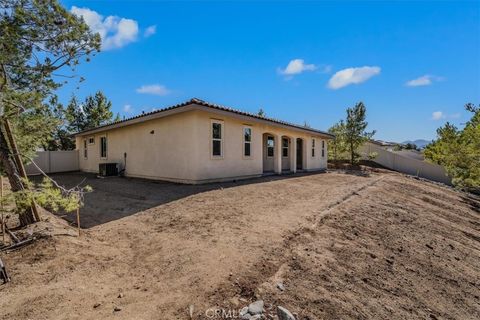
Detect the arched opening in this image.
<box><xmin>296</xmin><ymin>138</ymin><xmax>304</xmax><ymax>170</ymax></box>
<box><xmin>262</xmin><ymin>133</ymin><xmax>276</xmax><ymax>173</ymax></box>
<box><xmin>281</xmin><ymin>135</ymin><xmax>292</xmax><ymax>172</ymax></box>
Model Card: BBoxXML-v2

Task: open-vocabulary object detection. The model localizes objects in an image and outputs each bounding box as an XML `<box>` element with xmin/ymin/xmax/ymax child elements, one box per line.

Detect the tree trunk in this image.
<box><xmin>0</xmin><ymin>124</ymin><xmax>35</xmax><ymax>226</ymax></box>
<box><xmin>333</xmin><ymin>139</ymin><xmax>337</xmax><ymax>163</ymax></box>
<box><xmin>350</xmin><ymin>141</ymin><xmax>354</xmax><ymax>165</ymax></box>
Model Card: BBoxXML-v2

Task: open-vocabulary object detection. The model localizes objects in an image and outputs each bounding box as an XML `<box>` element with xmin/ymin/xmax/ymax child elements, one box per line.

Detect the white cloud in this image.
<box><xmin>431</xmin><ymin>111</ymin><xmax>460</xmax><ymax>121</ymax></box>
<box><xmin>136</xmin><ymin>84</ymin><xmax>170</xmax><ymax>96</ymax></box>
<box><xmin>144</xmin><ymin>25</ymin><xmax>156</xmax><ymax>38</ymax></box>
<box><xmin>406</xmin><ymin>75</ymin><xmax>444</xmax><ymax>87</ymax></box>
<box><xmin>279</xmin><ymin>59</ymin><xmax>317</xmax><ymax>75</ymax></box>
<box><xmin>123</xmin><ymin>104</ymin><xmax>133</xmax><ymax>113</ymax></box>
<box><xmin>328</xmin><ymin>66</ymin><xmax>381</xmax><ymax>89</ymax></box>
<box><xmin>71</xmin><ymin>6</ymin><xmax>139</xmax><ymax>50</ymax></box>
<box><xmin>432</xmin><ymin>111</ymin><xmax>445</xmax><ymax>120</ymax></box>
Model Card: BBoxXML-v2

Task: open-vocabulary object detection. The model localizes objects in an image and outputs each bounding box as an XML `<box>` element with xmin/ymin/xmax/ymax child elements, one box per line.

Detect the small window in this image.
<box><xmin>322</xmin><ymin>140</ymin><xmax>325</xmax><ymax>157</ymax></box>
<box><xmin>282</xmin><ymin>138</ymin><xmax>289</xmax><ymax>157</ymax></box>
<box><xmin>88</xmin><ymin>137</ymin><xmax>95</xmax><ymax>145</ymax></box>
<box><xmin>83</xmin><ymin>139</ymin><xmax>88</xmax><ymax>159</ymax></box>
<box><xmin>243</xmin><ymin>127</ymin><xmax>252</xmax><ymax>157</ymax></box>
<box><xmin>312</xmin><ymin>138</ymin><xmax>316</xmax><ymax>157</ymax></box>
<box><xmin>100</xmin><ymin>136</ymin><xmax>107</xmax><ymax>158</ymax></box>
<box><xmin>267</xmin><ymin>136</ymin><xmax>274</xmax><ymax>157</ymax></box>
<box><xmin>212</xmin><ymin>121</ymin><xmax>223</xmax><ymax>157</ymax></box>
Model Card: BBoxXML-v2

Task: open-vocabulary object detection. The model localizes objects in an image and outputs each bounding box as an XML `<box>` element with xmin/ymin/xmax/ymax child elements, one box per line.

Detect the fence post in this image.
<box><xmin>48</xmin><ymin>150</ymin><xmax>51</xmax><ymax>174</ymax></box>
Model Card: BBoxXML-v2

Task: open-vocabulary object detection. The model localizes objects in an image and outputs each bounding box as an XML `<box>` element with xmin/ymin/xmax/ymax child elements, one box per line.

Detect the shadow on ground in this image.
<box><xmin>32</xmin><ymin>171</ymin><xmax>340</xmax><ymax>228</ymax></box>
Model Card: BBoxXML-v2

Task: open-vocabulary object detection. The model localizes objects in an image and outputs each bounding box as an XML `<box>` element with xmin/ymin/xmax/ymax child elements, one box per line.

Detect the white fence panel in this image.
<box><xmin>361</xmin><ymin>142</ymin><xmax>452</xmax><ymax>185</ymax></box>
<box><xmin>26</xmin><ymin>150</ymin><xmax>79</xmax><ymax>175</ymax></box>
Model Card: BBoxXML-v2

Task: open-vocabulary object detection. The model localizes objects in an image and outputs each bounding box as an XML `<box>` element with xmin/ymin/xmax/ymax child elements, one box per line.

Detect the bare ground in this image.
<box><xmin>0</xmin><ymin>169</ymin><xmax>479</xmax><ymax>319</ymax></box>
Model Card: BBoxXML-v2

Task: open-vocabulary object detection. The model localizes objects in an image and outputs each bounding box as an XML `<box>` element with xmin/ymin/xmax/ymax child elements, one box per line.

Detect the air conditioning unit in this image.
<box><xmin>99</xmin><ymin>163</ymin><xmax>119</xmax><ymax>177</ymax></box>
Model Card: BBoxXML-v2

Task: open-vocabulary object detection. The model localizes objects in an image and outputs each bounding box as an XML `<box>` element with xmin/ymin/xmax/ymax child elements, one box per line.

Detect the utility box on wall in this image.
<box><xmin>99</xmin><ymin>163</ymin><xmax>118</xmax><ymax>177</ymax></box>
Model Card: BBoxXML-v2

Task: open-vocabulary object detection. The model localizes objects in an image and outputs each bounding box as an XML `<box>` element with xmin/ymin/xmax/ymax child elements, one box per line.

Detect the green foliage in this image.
<box><xmin>65</xmin><ymin>91</ymin><xmax>118</xmax><ymax>133</ymax></box>
<box><xmin>424</xmin><ymin>103</ymin><xmax>479</xmax><ymax>191</ymax></box>
<box><xmin>404</xmin><ymin>143</ymin><xmax>419</xmax><ymax>151</ymax></box>
<box><xmin>328</xmin><ymin>120</ymin><xmax>347</xmax><ymax>161</ymax></box>
<box><xmin>12</xmin><ymin>101</ymin><xmax>60</xmax><ymax>159</ymax></box>
<box><xmin>45</xmin><ymin>91</ymin><xmax>118</xmax><ymax>150</ymax></box>
<box><xmin>368</xmin><ymin>151</ymin><xmax>378</xmax><ymax>161</ymax></box>
<box><xmin>345</xmin><ymin>102</ymin><xmax>376</xmax><ymax>164</ymax></box>
<box><xmin>257</xmin><ymin>108</ymin><xmax>266</xmax><ymax>117</ymax></box>
<box><xmin>0</xmin><ymin>0</ymin><xmax>100</xmax><ymax>154</ymax></box>
<box><xmin>394</xmin><ymin>143</ymin><xmax>418</xmax><ymax>151</ymax></box>
<box><xmin>44</xmin><ymin>96</ymin><xmax>75</xmax><ymax>151</ymax></box>
<box><xmin>329</xmin><ymin>102</ymin><xmax>375</xmax><ymax>164</ymax></box>
<box><xmin>8</xmin><ymin>178</ymin><xmax>92</xmax><ymax>213</ymax></box>
<box><xmin>0</xmin><ymin>0</ymin><xmax>100</xmax><ymax>221</ymax></box>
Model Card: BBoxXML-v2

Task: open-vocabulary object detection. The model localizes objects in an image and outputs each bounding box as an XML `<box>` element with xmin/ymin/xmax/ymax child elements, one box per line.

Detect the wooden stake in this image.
<box><xmin>3</xmin><ymin>119</ymin><xmax>40</xmax><ymax>222</ymax></box>
<box><xmin>76</xmin><ymin>207</ymin><xmax>81</xmax><ymax>237</ymax></box>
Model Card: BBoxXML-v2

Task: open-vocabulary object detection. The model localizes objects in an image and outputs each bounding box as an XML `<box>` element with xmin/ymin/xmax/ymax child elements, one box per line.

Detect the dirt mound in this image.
<box><xmin>0</xmin><ymin>171</ymin><xmax>478</xmax><ymax>319</ymax></box>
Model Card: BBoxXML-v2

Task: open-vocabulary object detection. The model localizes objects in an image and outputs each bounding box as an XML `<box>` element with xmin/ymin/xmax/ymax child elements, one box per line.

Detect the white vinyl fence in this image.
<box><xmin>26</xmin><ymin>150</ymin><xmax>79</xmax><ymax>175</ymax></box>
<box><xmin>361</xmin><ymin>142</ymin><xmax>452</xmax><ymax>185</ymax></box>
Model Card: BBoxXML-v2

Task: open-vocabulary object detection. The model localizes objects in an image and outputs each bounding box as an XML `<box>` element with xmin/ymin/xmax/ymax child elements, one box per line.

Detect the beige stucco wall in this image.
<box><xmin>76</xmin><ymin>111</ymin><xmax>199</xmax><ymax>182</ymax></box>
<box><xmin>76</xmin><ymin>108</ymin><xmax>329</xmax><ymax>184</ymax></box>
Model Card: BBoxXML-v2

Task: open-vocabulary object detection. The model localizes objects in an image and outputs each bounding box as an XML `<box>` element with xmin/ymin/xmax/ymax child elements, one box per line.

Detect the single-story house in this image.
<box><xmin>74</xmin><ymin>98</ymin><xmax>334</xmax><ymax>184</ymax></box>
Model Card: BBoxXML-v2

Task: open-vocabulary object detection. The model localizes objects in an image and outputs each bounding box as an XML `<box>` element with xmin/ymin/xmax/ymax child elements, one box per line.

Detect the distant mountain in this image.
<box><xmin>402</xmin><ymin>139</ymin><xmax>431</xmax><ymax>149</ymax></box>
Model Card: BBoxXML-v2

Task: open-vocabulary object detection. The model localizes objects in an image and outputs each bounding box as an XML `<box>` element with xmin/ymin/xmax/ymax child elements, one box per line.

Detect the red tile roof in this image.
<box><xmin>75</xmin><ymin>98</ymin><xmax>335</xmax><ymax>138</ymax></box>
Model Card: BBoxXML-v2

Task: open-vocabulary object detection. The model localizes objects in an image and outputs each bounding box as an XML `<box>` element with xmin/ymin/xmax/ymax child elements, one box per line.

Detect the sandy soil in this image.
<box><xmin>0</xmin><ymin>169</ymin><xmax>479</xmax><ymax>319</ymax></box>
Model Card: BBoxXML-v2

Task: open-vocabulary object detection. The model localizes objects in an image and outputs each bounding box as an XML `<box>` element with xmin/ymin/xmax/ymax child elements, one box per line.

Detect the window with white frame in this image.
<box><xmin>243</xmin><ymin>127</ymin><xmax>252</xmax><ymax>157</ymax></box>
<box><xmin>282</xmin><ymin>137</ymin><xmax>289</xmax><ymax>157</ymax></box>
<box><xmin>212</xmin><ymin>121</ymin><xmax>223</xmax><ymax>157</ymax></box>
<box><xmin>267</xmin><ymin>136</ymin><xmax>274</xmax><ymax>157</ymax></box>
<box><xmin>100</xmin><ymin>136</ymin><xmax>107</xmax><ymax>158</ymax></box>
<box><xmin>88</xmin><ymin>137</ymin><xmax>95</xmax><ymax>145</ymax></box>
<box><xmin>312</xmin><ymin>138</ymin><xmax>316</xmax><ymax>157</ymax></box>
<box><xmin>322</xmin><ymin>140</ymin><xmax>325</xmax><ymax>157</ymax></box>
<box><xmin>83</xmin><ymin>139</ymin><xmax>88</xmax><ymax>159</ymax></box>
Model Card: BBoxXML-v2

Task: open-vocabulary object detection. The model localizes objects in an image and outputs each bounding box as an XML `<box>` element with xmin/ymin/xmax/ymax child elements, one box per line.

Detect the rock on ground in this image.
<box><xmin>248</xmin><ymin>300</ymin><xmax>264</xmax><ymax>315</ymax></box>
<box><xmin>277</xmin><ymin>306</ymin><xmax>296</xmax><ymax>320</ymax></box>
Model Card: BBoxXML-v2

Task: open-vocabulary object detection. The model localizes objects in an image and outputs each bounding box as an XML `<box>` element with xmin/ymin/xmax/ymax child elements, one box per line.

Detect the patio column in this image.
<box><xmin>274</xmin><ymin>134</ymin><xmax>282</xmax><ymax>174</ymax></box>
<box><xmin>290</xmin><ymin>137</ymin><xmax>297</xmax><ymax>174</ymax></box>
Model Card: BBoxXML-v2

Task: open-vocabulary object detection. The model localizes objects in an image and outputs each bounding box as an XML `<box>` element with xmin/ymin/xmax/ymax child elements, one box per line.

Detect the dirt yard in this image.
<box><xmin>0</xmin><ymin>169</ymin><xmax>479</xmax><ymax>319</ymax></box>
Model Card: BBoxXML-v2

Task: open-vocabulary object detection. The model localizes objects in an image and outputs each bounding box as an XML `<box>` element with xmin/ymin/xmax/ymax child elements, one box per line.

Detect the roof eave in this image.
<box><xmin>74</xmin><ymin>99</ymin><xmax>335</xmax><ymax>139</ymax></box>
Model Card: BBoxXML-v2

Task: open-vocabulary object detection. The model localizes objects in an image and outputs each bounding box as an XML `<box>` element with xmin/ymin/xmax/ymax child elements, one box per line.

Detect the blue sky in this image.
<box><xmin>59</xmin><ymin>1</ymin><xmax>480</xmax><ymax>142</ymax></box>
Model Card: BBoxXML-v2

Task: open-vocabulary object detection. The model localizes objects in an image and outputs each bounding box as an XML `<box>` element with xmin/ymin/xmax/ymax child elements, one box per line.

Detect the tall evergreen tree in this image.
<box><xmin>46</xmin><ymin>92</ymin><xmax>119</xmax><ymax>150</ymax></box>
<box><xmin>344</xmin><ymin>102</ymin><xmax>376</xmax><ymax>164</ymax></box>
<box><xmin>72</xmin><ymin>91</ymin><xmax>119</xmax><ymax>131</ymax></box>
<box><xmin>44</xmin><ymin>96</ymin><xmax>75</xmax><ymax>151</ymax></box>
<box><xmin>328</xmin><ymin>120</ymin><xmax>347</xmax><ymax>162</ymax></box>
<box><xmin>66</xmin><ymin>90</ymin><xmax>119</xmax><ymax>129</ymax></box>
<box><xmin>327</xmin><ymin>103</ymin><xmax>375</xmax><ymax>164</ymax></box>
<box><xmin>65</xmin><ymin>96</ymin><xmax>86</xmax><ymax>134</ymax></box>
<box><xmin>425</xmin><ymin>103</ymin><xmax>479</xmax><ymax>192</ymax></box>
<box><xmin>0</xmin><ymin>0</ymin><xmax>100</xmax><ymax>224</ymax></box>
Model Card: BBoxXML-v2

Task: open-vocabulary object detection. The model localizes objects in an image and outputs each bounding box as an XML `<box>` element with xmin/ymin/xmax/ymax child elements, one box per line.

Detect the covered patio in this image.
<box><xmin>262</xmin><ymin>133</ymin><xmax>307</xmax><ymax>174</ymax></box>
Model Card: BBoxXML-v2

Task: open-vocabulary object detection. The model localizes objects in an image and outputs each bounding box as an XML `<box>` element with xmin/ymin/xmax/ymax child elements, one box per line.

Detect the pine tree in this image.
<box><xmin>0</xmin><ymin>0</ymin><xmax>100</xmax><ymax>224</ymax></box>
<box><xmin>66</xmin><ymin>91</ymin><xmax>118</xmax><ymax>130</ymax></box>
<box><xmin>344</xmin><ymin>102</ymin><xmax>376</xmax><ymax>164</ymax></box>
<box><xmin>328</xmin><ymin>120</ymin><xmax>347</xmax><ymax>162</ymax></box>
<box><xmin>425</xmin><ymin>103</ymin><xmax>480</xmax><ymax>192</ymax></box>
